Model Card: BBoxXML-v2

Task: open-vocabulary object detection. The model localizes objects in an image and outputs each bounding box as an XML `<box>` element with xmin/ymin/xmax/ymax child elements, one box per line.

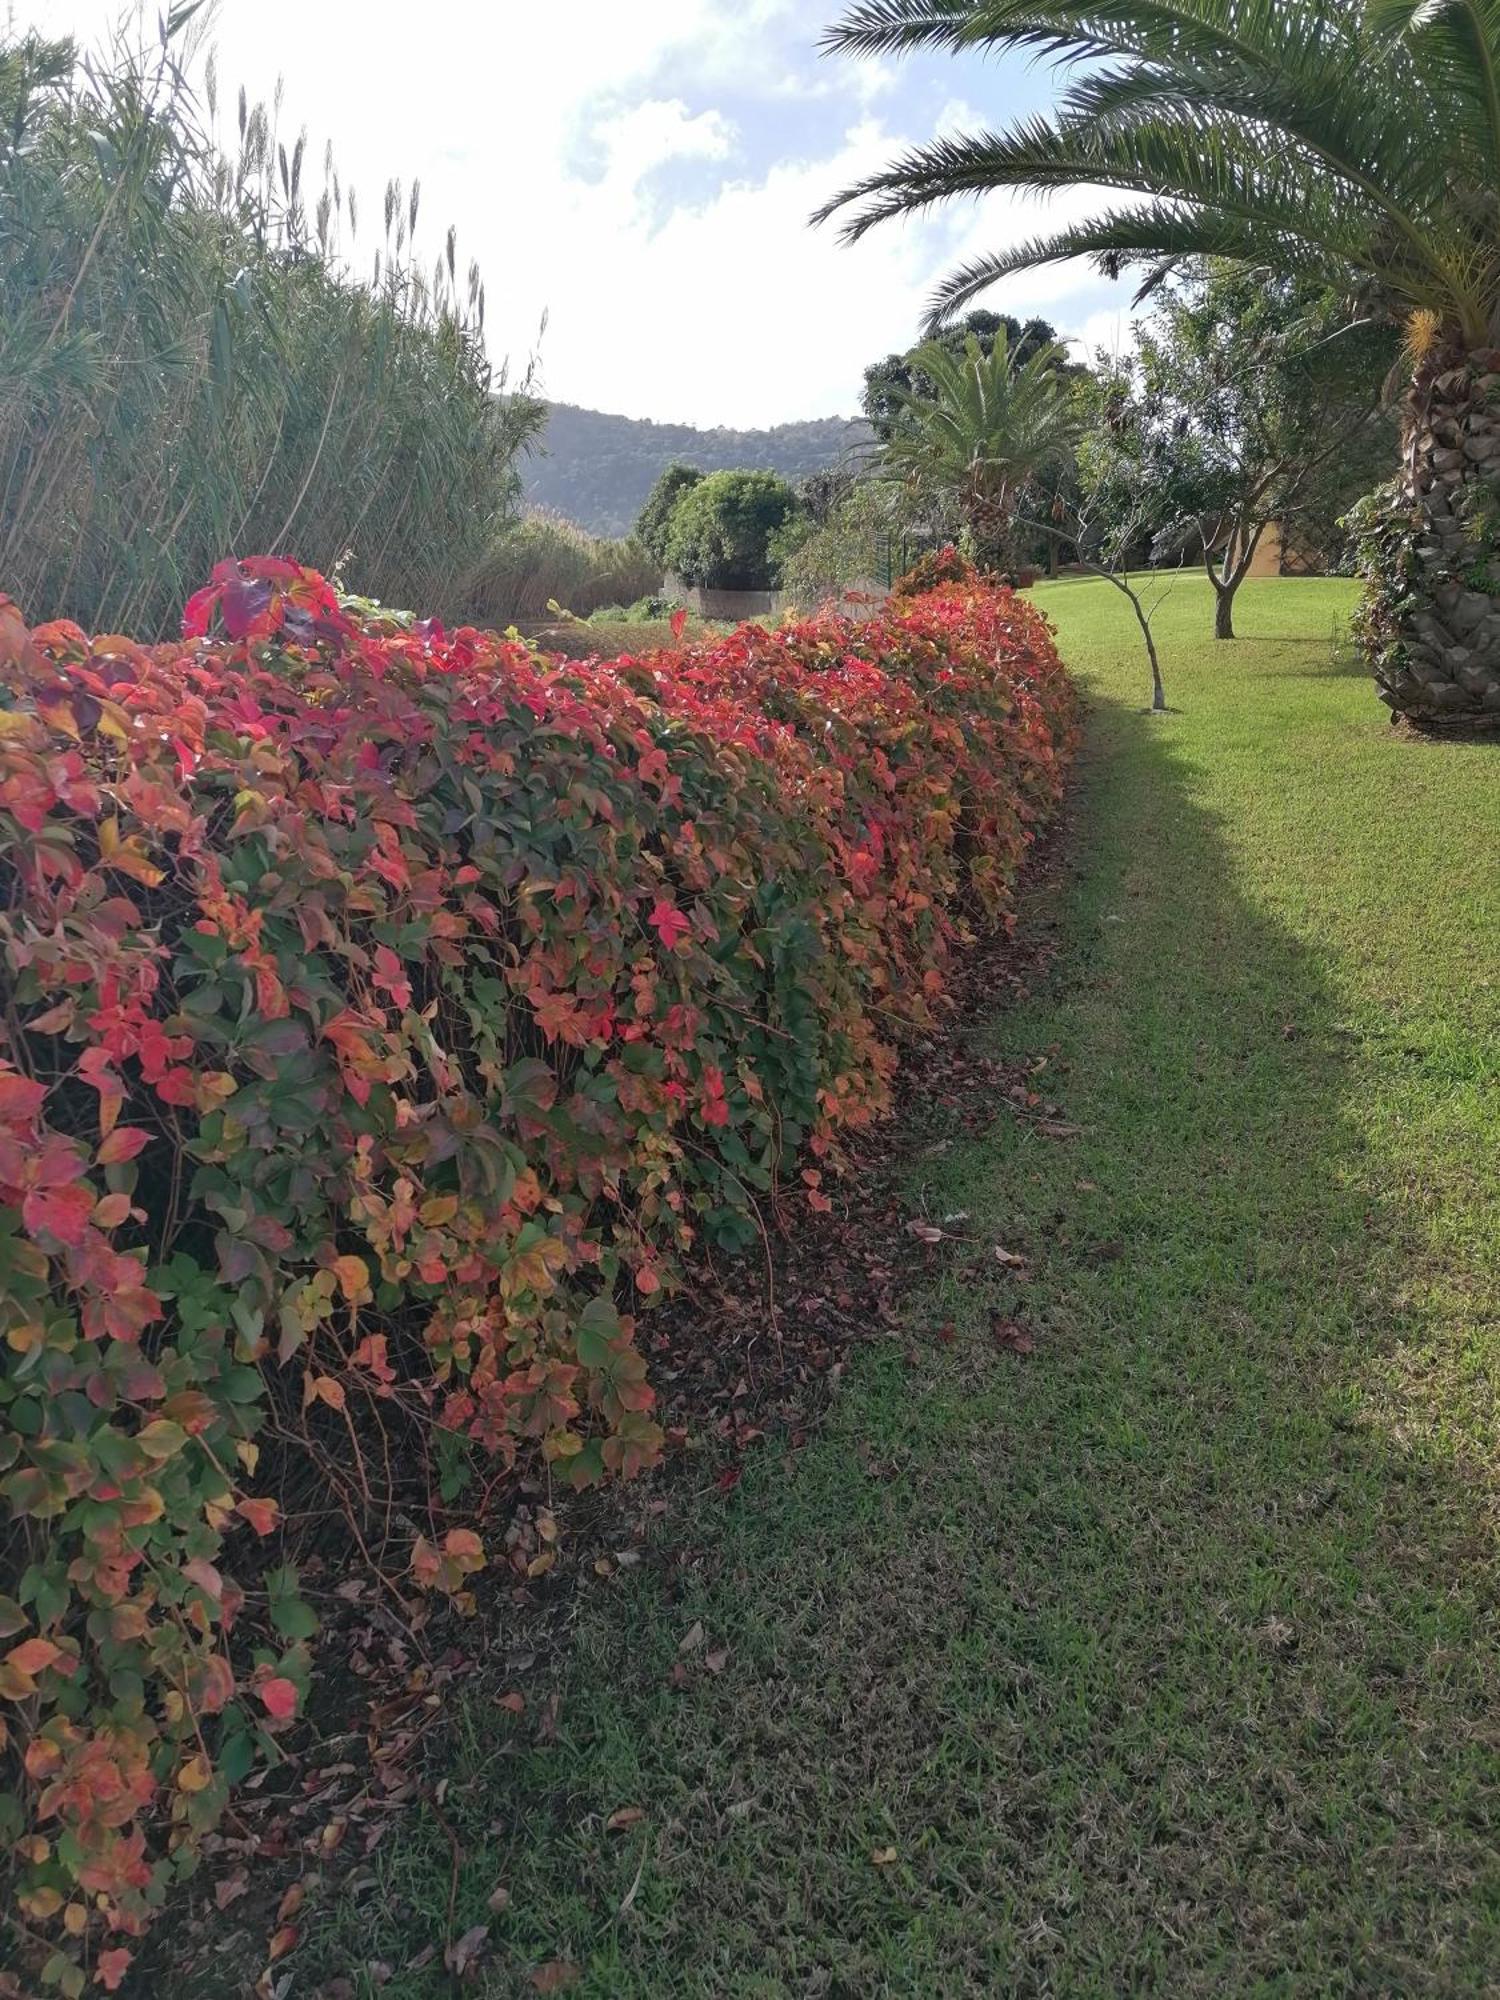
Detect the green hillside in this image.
<box><xmin>522</xmin><ymin>402</ymin><xmax>873</xmax><ymax>536</ymax></box>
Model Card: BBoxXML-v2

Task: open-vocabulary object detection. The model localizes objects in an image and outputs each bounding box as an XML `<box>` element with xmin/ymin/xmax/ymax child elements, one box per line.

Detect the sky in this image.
<box><xmin>17</xmin><ymin>0</ymin><xmax>1133</xmax><ymax>427</ymax></box>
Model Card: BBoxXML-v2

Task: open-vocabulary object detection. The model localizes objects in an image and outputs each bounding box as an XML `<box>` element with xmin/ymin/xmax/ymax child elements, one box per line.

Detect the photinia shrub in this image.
<box><xmin>0</xmin><ymin>556</ymin><xmax>1075</xmax><ymax>1987</ymax></box>
<box><xmin>891</xmin><ymin>543</ymin><xmax>981</xmax><ymax>597</ymax></box>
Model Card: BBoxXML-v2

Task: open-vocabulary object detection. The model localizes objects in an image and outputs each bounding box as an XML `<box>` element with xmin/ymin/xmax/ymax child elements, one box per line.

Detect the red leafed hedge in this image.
<box><xmin>0</xmin><ymin>556</ymin><xmax>1074</xmax><ymax>1986</ymax></box>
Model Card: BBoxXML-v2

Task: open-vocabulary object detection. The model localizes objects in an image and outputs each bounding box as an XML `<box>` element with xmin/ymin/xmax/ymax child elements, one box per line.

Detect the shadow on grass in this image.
<box><xmin>170</xmin><ymin>695</ymin><xmax>1500</xmax><ymax>2000</ymax></box>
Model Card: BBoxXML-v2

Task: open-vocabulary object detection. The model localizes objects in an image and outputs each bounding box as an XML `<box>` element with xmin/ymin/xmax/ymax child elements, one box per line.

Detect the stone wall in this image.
<box><xmin>665</xmin><ymin>574</ymin><xmax>890</xmax><ymax>622</ymax></box>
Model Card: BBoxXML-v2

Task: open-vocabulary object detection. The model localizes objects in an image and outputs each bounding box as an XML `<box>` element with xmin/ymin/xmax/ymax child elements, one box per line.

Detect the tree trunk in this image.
<box><xmin>1364</xmin><ymin>347</ymin><xmax>1500</xmax><ymax>725</ymax></box>
<box><xmin>1213</xmin><ymin>584</ymin><xmax>1235</xmax><ymax>640</ymax></box>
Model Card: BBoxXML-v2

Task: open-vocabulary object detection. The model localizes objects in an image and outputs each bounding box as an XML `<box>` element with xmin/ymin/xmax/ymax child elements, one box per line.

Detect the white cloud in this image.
<box><xmin>17</xmin><ymin>0</ymin><xmax>1132</xmax><ymax>426</ymax></box>
<box><xmin>1071</xmin><ymin>307</ymin><xmax>1138</xmax><ymax>368</ymax></box>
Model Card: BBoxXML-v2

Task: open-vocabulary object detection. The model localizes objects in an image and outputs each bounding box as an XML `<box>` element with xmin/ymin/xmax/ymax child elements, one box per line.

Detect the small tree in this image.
<box><xmin>634</xmin><ymin>463</ymin><xmax>704</xmax><ymax>568</ymax></box>
<box><xmin>776</xmin><ymin>477</ymin><xmax>924</xmax><ymax>608</ymax></box>
<box><xmin>665</xmin><ymin>469</ymin><xmax>798</xmax><ymax>591</ymax></box>
<box><xmin>1013</xmin><ymin>392</ymin><xmax>1177</xmax><ymax>712</ymax></box>
<box><xmin>1117</xmin><ymin>266</ymin><xmax>1396</xmax><ymax>639</ymax></box>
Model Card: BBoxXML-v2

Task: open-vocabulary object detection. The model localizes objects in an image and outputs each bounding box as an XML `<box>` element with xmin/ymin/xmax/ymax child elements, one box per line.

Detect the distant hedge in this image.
<box><xmin>0</xmin><ymin>558</ymin><xmax>1075</xmax><ymax>1987</ymax></box>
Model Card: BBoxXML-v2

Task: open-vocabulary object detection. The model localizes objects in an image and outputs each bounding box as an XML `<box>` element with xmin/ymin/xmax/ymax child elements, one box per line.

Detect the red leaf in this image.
<box><xmin>259</xmin><ymin>1676</ymin><xmax>298</xmax><ymax>1720</ymax></box>
<box><xmin>649</xmin><ymin>898</ymin><xmax>690</xmax><ymax>951</ymax></box>
<box><xmin>96</xmin><ymin>1948</ymin><xmax>132</xmax><ymax>1992</ymax></box>
<box><xmin>22</xmin><ymin>1181</ymin><xmax>93</xmax><ymax>1246</ymax></box>
<box><xmin>0</xmin><ymin>1072</ymin><xmax>46</xmax><ymax>1122</ymax></box>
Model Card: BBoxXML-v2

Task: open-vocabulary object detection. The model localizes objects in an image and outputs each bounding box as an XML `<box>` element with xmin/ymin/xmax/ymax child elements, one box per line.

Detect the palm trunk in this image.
<box><xmin>1365</xmin><ymin>348</ymin><xmax>1500</xmax><ymax>725</ymax></box>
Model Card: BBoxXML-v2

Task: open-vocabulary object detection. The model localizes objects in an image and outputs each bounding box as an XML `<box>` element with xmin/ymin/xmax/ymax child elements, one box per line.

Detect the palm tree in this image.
<box><xmin>881</xmin><ymin>328</ymin><xmax>1081</xmax><ymax>569</ymax></box>
<box><xmin>817</xmin><ymin>0</ymin><xmax>1500</xmax><ymax>726</ymax></box>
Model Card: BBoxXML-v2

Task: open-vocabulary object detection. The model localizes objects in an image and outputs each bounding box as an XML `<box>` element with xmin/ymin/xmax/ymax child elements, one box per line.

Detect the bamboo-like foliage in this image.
<box><xmin>0</xmin><ymin>22</ymin><xmax>543</xmax><ymax>635</ymax></box>
<box><xmin>817</xmin><ymin>0</ymin><xmax>1500</xmax><ymax>345</ymax></box>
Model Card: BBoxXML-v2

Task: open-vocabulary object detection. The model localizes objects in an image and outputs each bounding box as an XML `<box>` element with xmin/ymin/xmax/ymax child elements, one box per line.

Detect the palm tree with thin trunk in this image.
<box><xmin>816</xmin><ymin>0</ymin><xmax>1500</xmax><ymax>726</ymax></box>
<box><xmin>881</xmin><ymin>328</ymin><xmax>1081</xmax><ymax>570</ymax></box>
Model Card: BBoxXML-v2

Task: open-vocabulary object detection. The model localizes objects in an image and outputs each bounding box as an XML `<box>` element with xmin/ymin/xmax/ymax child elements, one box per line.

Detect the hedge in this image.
<box><xmin>0</xmin><ymin>556</ymin><xmax>1075</xmax><ymax>1989</ymax></box>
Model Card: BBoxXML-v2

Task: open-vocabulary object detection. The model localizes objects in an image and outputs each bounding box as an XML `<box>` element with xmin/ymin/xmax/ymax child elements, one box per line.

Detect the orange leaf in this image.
<box><xmin>96</xmin><ymin>1126</ymin><xmax>150</xmax><ymax>1165</ymax></box>
<box><xmin>332</xmin><ymin>1253</ymin><xmax>370</xmax><ymax>1302</ymax></box>
<box><xmin>236</xmin><ymin>1494</ymin><xmax>279</xmax><ymax>1537</ymax></box>
<box><xmin>267</xmin><ymin>1924</ymin><xmax>299</xmax><ymax>1963</ymax></box>
<box><xmin>6</xmin><ymin>1637</ymin><xmax>62</xmax><ymax>1678</ymax></box>
<box><xmin>310</xmin><ymin>1374</ymin><xmax>346</xmax><ymax>1412</ymax></box>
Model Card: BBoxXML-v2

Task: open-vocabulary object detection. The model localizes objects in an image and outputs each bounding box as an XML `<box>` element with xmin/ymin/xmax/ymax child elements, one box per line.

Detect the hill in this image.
<box><xmin>521</xmin><ymin>402</ymin><xmax>874</xmax><ymax>537</ymax></box>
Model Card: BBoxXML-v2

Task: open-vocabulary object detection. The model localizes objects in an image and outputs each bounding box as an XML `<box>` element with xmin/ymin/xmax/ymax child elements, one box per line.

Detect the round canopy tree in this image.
<box><xmin>818</xmin><ymin>0</ymin><xmax>1500</xmax><ymax>726</ymax></box>
<box><xmin>665</xmin><ymin>469</ymin><xmax>798</xmax><ymax>592</ymax></box>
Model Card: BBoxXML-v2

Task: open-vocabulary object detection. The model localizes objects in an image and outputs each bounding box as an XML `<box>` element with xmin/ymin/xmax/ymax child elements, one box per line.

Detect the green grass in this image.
<box><xmin>295</xmin><ymin>573</ymin><xmax>1500</xmax><ymax>1997</ymax></box>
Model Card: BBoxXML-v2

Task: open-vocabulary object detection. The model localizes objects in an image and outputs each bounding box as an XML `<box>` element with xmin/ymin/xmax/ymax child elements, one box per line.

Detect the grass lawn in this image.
<box><xmin>298</xmin><ymin>573</ymin><xmax>1500</xmax><ymax>1996</ymax></box>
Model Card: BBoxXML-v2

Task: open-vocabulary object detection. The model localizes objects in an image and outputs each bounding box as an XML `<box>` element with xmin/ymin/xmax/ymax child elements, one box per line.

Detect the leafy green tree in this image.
<box><xmin>863</xmin><ymin>309</ymin><xmax>1077</xmax><ymax>443</ymax></box>
<box><xmin>880</xmin><ymin>328</ymin><xmax>1082</xmax><ymax>569</ymax></box>
<box><xmin>634</xmin><ymin>463</ymin><xmax>704</xmax><ymax>566</ymax></box>
<box><xmin>819</xmin><ymin>0</ymin><xmax>1500</xmax><ymax>724</ymax></box>
<box><xmin>665</xmin><ymin>469</ymin><xmax>798</xmax><ymax>591</ymax></box>
<box><xmin>796</xmin><ymin>466</ymin><xmax>858</xmax><ymax>524</ymax></box>
<box><xmin>1112</xmin><ymin>266</ymin><xmax>1397</xmax><ymax>636</ymax></box>
<box><xmin>776</xmin><ymin>477</ymin><xmax>928</xmax><ymax>605</ymax></box>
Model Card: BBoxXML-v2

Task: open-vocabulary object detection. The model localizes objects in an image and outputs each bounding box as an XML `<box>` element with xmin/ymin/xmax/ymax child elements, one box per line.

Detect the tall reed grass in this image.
<box><xmin>0</xmin><ymin>18</ymin><xmax>543</xmax><ymax>636</ymax></box>
<box><xmin>458</xmin><ymin>510</ymin><xmax>661</xmax><ymax>624</ymax></box>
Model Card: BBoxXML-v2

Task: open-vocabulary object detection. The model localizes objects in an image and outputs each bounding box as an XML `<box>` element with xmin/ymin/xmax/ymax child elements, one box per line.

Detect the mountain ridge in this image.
<box><xmin>520</xmin><ymin>401</ymin><xmax>874</xmax><ymax>538</ymax></box>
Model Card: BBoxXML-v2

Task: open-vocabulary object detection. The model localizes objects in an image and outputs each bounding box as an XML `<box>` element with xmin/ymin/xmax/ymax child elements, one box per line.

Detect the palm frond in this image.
<box><xmin>817</xmin><ymin>0</ymin><xmax>1500</xmax><ymax>343</ymax></box>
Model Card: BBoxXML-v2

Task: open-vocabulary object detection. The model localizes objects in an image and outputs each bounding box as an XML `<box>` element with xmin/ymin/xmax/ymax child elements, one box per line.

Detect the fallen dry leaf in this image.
<box><xmin>444</xmin><ymin>1923</ymin><xmax>490</xmax><ymax>1978</ymax></box>
<box><xmin>266</xmin><ymin>1923</ymin><xmax>299</xmax><ymax>1963</ymax></box>
<box><xmin>705</xmin><ymin>1647</ymin><xmax>729</xmax><ymax>1674</ymax></box>
<box><xmin>871</xmin><ymin>1847</ymin><xmax>898</xmax><ymax>1866</ymax></box>
<box><xmin>606</xmin><ymin>1806</ymin><xmax>646</xmax><ymax>1832</ymax></box>
<box><xmin>487</xmin><ymin>1882</ymin><xmax>512</xmax><ymax>1913</ymax></box>
<box><xmin>214</xmin><ymin>1868</ymin><xmax>249</xmax><ymax>1911</ymax></box>
<box><xmin>530</xmin><ymin>1962</ymin><xmax>581</xmax><ymax>1993</ymax></box>
<box><xmin>990</xmin><ymin>1314</ymin><xmax>1036</xmax><ymax>1355</ymax></box>
<box><xmin>678</xmin><ymin>1620</ymin><xmax>705</xmax><ymax>1654</ymax></box>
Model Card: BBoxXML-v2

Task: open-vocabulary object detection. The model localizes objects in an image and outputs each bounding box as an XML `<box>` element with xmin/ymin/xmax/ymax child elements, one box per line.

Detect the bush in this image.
<box><xmin>0</xmin><ymin>559</ymin><xmax>1075</xmax><ymax>1988</ymax></box>
<box><xmin>894</xmin><ymin>544</ymin><xmax>981</xmax><ymax>597</ymax></box>
<box><xmin>457</xmin><ymin>513</ymin><xmax>660</xmax><ymax>624</ymax></box>
<box><xmin>665</xmin><ymin>470</ymin><xmax>798</xmax><ymax>591</ymax></box>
